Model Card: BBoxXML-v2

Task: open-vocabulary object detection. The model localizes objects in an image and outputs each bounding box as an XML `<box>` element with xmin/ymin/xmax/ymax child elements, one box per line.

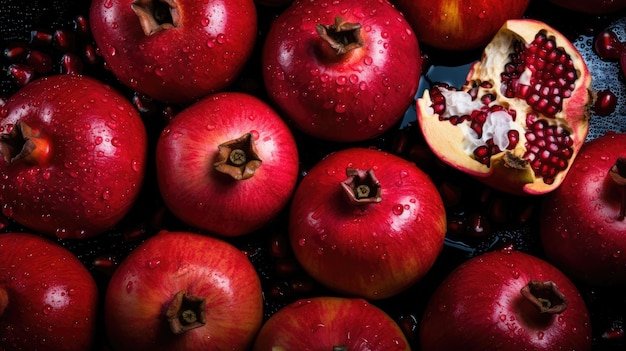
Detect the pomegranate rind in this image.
<box><xmin>417</xmin><ymin>19</ymin><xmax>591</xmax><ymax>196</ymax></box>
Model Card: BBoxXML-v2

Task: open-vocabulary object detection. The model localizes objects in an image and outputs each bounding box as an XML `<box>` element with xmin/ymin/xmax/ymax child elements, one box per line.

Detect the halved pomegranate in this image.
<box><xmin>417</xmin><ymin>19</ymin><xmax>592</xmax><ymax>195</ymax></box>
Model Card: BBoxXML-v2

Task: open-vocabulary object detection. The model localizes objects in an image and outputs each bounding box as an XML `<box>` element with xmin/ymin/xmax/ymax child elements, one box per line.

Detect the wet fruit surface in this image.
<box><xmin>1</xmin><ymin>0</ymin><xmax>626</xmax><ymax>350</ymax></box>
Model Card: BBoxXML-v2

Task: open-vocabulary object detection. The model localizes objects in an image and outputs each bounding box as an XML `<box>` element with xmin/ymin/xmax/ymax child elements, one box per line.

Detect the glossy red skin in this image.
<box><xmin>0</xmin><ymin>232</ymin><xmax>98</xmax><ymax>351</ymax></box>
<box><xmin>393</xmin><ymin>0</ymin><xmax>530</xmax><ymax>51</ymax></box>
<box><xmin>104</xmin><ymin>230</ymin><xmax>264</xmax><ymax>351</ymax></box>
<box><xmin>549</xmin><ymin>0</ymin><xmax>626</xmax><ymax>14</ymax></box>
<box><xmin>288</xmin><ymin>148</ymin><xmax>446</xmax><ymax>299</ymax></box>
<box><xmin>261</xmin><ymin>0</ymin><xmax>421</xmax><ymax>142</ymax></box>
<box><xmin>155</xmin><ymin>92</ymin><xmax>299</xmax><ymax>237</ymax></box>
<box><xmin>540</xmin><ymin>132</ymin><xmax>626</xmax><ymax>286</ymax></box>
<box><xmin>0</xmin><ymin>75</ymin><xmax>147</xmax><ymax>239</ymax></box>
<box><xmin>253</xmin><ymin>296</ymin><xmax>410</xmax><ymax>351</ymax></box>
<box><xmin>89</xmin><ymin>0</ymin><xmax>257</xmax><ymax>103</ymax></box>
<box><xmin>420</xmin><ymin>250</ymin><xmax>592</xmax><ymax>351</ymax></box>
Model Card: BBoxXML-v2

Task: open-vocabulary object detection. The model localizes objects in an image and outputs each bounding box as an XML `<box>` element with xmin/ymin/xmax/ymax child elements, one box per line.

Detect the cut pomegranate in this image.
<box><xmin>417</xmin><ymin>19</ymin><xmax>591</xmax><ymax>195</ymax></box>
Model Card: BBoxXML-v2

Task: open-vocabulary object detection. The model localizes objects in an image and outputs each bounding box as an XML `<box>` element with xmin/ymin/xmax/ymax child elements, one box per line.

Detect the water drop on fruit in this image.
<box><xmin>392</xmin><ymin>204</ymin><xmax>404</xmax><ymax>215</ymax></box>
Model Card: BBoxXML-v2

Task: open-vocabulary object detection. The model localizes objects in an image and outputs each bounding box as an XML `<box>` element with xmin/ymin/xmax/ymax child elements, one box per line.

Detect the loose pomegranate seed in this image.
<box><xmin>8</xmin><ymin>64</ymin><xmax>36</xmax><ymax>87</ymax></box>
<box><xmin>594</xmin><ymin>89</ymin><xmax>618</xmax><ymax>116</ymax></box>
<box><xmin>594</xmin><ymin>30</ymin><xmax>624</xmax><ymax>61</ymax></box>
<box><xmin>3</xmin><ymin>42</ymin><xmax>29</xmax><ymax>62</ymax></box>
<box><xmin>74</xmin><ymin>15</ymin><xmax>91</xmax><ymax>37</ymax></box>
<box><xmin>61</xmin><ymin>53</ymin><xmax>84</xmax><ymax>75</ymax></box>
<box><xmin>30</xmin><ymin>29</ymin><xmax>54</xmax><ymax>46</ymax></box>
<box><xmin>82</xmin><ymin>43</ymin><xmax>100</xmax><ymax>65</ymax></box>
<box><xmin>54</xmin><ymin>29</ymin><xmax>77</xmax><ymax>52</ymax></box>
<box><xmin>26</xmin><ymin>50</ymin><xmax>53</xmax><ymax>73</ymax></box>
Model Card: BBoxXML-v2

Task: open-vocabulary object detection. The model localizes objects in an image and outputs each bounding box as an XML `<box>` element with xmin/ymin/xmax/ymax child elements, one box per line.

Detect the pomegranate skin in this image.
<box><xmin>420</xmin><ymin>250</ymin><xmax>592</xmax><ymax>351</ymax></box>
<box><xmin>262</xmin><ymin>0</ymin><xmax>421</xmax><ymax>142</ymax></box>
<box><xmin>540</xmin><ymin>132</ymin><xmax>626</xmax><ymax>286</ymax></box>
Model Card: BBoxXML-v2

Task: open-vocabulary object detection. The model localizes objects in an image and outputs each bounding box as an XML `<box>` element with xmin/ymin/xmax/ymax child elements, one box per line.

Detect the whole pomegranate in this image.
<box><xmin>393</xmin><ymin>0</ymin><xmax>531</xmax><ymax>51</ymax></box>
<box><xmin>0</xmin><ymin>232</ymin><xmax>99</xmax><ymax>351</ymax></box>
<box><xmin>540</xmin><ymin>132</ymin><xmax>626</xmax><ymax>286</ymax></box>
<box><xmin>420</xmin><ymin>249</ymin><xmax>592</xmax><ymax>351</ymax></box>
<box><xmin>288</xmin><ymin>147</ymin><xmax>446</xmax><ymax>299</ymax></box>
<box><xmin>417</xmin><ymin>19</ymin><xmax>592</xmax><ymax>195</ymax></box>
<box><xmin>262</xmin><ymin>0</ymin><xmax>421</xmax><ymax>142</ymax></box>
<box><xmin>0</xmin><ymin>74</ymin><xmax>148</xmax><ymax>238</ymax></box>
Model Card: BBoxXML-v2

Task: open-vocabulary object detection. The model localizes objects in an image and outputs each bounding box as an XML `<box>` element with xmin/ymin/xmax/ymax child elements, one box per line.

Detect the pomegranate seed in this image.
<box><xmin>26</xmin><ymin>50</ymin><xmax>53</xmax><ymax>73</ymax></box>
<box><xmin>594</xmin><ymin>89</ymin><xmax>618</xmax><ymax>116</ymax></box>
<box><xmin>74</xmin><ymin>15</ymin><xmax>91</xmax><ymax>37</ymax></box>
<box><xmin>466</xmin><ymin>212</ymin><xmax>492</xmax><ymax>238</ymax></box>
<box><xmin>54</xmin><ymin>29</ymin><xmax>76</xmax><ymax>52</ymax></box>
<box><xmin>30</xmin><ymin>29</ymin><xmax>54</xmax><ymax>46</ymax></box>
<box><xmin>275</xmin><ymin>258</ymin><xmax>298</xmax><ymax>277</ymax></box>
<box><xmin>594</xmin><ymin>30</ymin><xmax>624</xmax><ymax>60</ymax></box>
<box><xmin>93</xmin><ymin>254</ymin><xmax>119</xmax><ymax>276</ymax></box>
<box><xmin>290</xmin><ymin>278</ymin><xmax>315</xmax><ymax>294</ymax></box>
<box><xmin>83</xmin><ymin>43</ymin><xmax>100</xmax><ymax>65</ymax></box>
<box><xmin>60</xmin><ymin>53</ymin><xmax>84</xmax><ymax>75</ymax></box>
<box><xmin>268</xmin><ymin>232</ymin><xmax>290</xmax><ymax>258</ymax></box>
<box><xmin>3</xmin><ymin>42</ymin><xmax>29</xmax><ymax>62</ymax></box>
<box><xmin>8</xmin><ymin>64</ymin><xmax>35</xmax><ymax>86</ymax></box>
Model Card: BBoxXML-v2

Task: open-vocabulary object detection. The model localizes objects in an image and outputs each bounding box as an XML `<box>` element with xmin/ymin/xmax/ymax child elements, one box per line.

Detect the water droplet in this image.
<box><xmin>126</xmin><ymin>281</ymin><xmax>133</xmax><ymax>294</ymax></box>
<box><xmin>334</xmin><ymin>103</ymin><xmax>347</xmax><ymax>113</ymax></box>
<box><xmin>216</xmin><ymin>34</ymin><xmax>226</xmax><ymax>44</ymax></box>
<box><xmin>147</xmin><ymin>259</ymin><xmax>161</xmax><ymax>269</ymax></box>
<box><xmin>392</xmin><ymin>204</ymin><xmax>404</xmax><ymax>215</ymax></box>
<box><xmin>537</xmin><ymin>331</ymin><xmax>545</xmax><ymax>340</ymax></box>
<box><xmin>201</xmin><ymin>17</ymin><xmax>210</xmax><ymax>26</ymax></box>
<box><xmin>298</xmin><ymin>238</ymin><xmax>307</xmax><ymax>246</ymax></box>
<box><xmin>42</xmin><ymin>304</ymin><xmax>53</xmax><ymax>315</ymax></box>
<box><xmin>131</xmin><ymin>160</ymin><xmax>141</xmax><ymax>172</ymax></box>
<box><xmin>364</xmin><ymin>56</ymin><xmax>373</xmax><ymax>65</ymax></box>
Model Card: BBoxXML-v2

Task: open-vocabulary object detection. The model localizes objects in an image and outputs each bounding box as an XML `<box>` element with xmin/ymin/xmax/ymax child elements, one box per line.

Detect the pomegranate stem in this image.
<box><xmin>341</xmin><ymin>168</ymin><xmax>382</xmax><ymax>205</ymax></box>
<box><xmin>609</xmin><ymin>157</ymin><xmax>626</xmax><ymax>220</ymax></box>
<box><xmin>165</xmin><ymin>290</ymin><xmax>207</xmax><ymax>335</ymax></box>
<box><xmin>316</xmin><ymin>16</ymin><xmax>363</xmax><ymax>55</ymax></box>
<box><xmin>131</xmin><ymin>0</ymin><xmax>180</xmax><ymax>36</ymax></box>
<box><xmin>214</xmin><ymin>132</ymin><xmax>262</xmax><ymax>180</ymax></box>
<box><xmin>0</xmin><ymin>287</ymin><xmax>8</xmax><ymax>318</ymax></box>
<box><xmin>0</xmin><ymin>121</ymin><xmax>51</xmax><ymax>166</ymax></box>
<box><xmin>520</xmin><ymin>280</ymin><xmax>568</xmax><ymax>314</ymax></box>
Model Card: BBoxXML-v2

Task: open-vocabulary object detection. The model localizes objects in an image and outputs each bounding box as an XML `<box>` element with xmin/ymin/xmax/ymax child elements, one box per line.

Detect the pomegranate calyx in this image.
<box><xmin>316</xmin><ymin>16</ymin><xmax>364</xmax><ymax>55</ymax></box>
<box><xmin>340</xmin><ymin>168</ymin><xmax>382</xmax><ymax>205</ymax></box>
<box><xmin>165</xmin><ymin>290</ymin><xmax>207</xmax><ymax>335</ymax></box>
<box><xmin>0</xmin><ymin>121</ymin><xmax>51</xmax><ymax>165</ymax></box>
<box><xmin>214</xmin><ymin>132</ymin><xmax>262</xmax><ymax>180</ymax></box>
<box><xmin>520</xmin><ymin>280</ymin><xmax>568</xmax><ymax>314</ymax></box>
<box><xmin>131</xmin><ymin>0</ymin><xmax>180</xmax><ymax>36</ymax></box>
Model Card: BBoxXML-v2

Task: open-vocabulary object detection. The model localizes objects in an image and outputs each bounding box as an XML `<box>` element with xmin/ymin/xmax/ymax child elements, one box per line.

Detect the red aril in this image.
<box><xmin>417</xmin><ymin>19</ymin><xmax>592</xmax><ymax>195</ymax></box>
<box><xmin>594</xmin><ymin>30</ymin><xmax>623</xmax><ymax>61</ymax></box>
<box><xmin>594</xmin><ymin>89</ymin><xmax>618</xmax><ymax>116</ymax></box>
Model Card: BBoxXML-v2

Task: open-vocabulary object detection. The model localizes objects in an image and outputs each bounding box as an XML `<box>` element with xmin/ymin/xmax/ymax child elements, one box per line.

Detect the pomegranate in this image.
<box><xmin>420</xmin><ymin>249</ymin><xmax>592</xmax><ymax>351</ymax></box>
<box><xmin>417</xmin><ymin>19</ymin><xmax>592</xmax><ymax>195</ymax></box>
<box><xmin>540</xmin><ymin>132</ymin><xmax>626</xmax><ymax>286</ymax></box>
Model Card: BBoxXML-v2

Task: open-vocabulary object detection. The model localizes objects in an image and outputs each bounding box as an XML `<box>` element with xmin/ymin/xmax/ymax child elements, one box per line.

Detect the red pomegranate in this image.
<box><xmin>417</xmin><ymin>19</ymin><xmax>592</xmax><ymax>196</ymax></box>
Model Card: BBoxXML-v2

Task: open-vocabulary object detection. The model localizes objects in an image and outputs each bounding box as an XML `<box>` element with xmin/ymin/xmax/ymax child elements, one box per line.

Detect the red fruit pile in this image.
<box><xmin>0</xmin><ymin>1</ymin><xmax>625</xmax><ymax>351</ymax></box>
